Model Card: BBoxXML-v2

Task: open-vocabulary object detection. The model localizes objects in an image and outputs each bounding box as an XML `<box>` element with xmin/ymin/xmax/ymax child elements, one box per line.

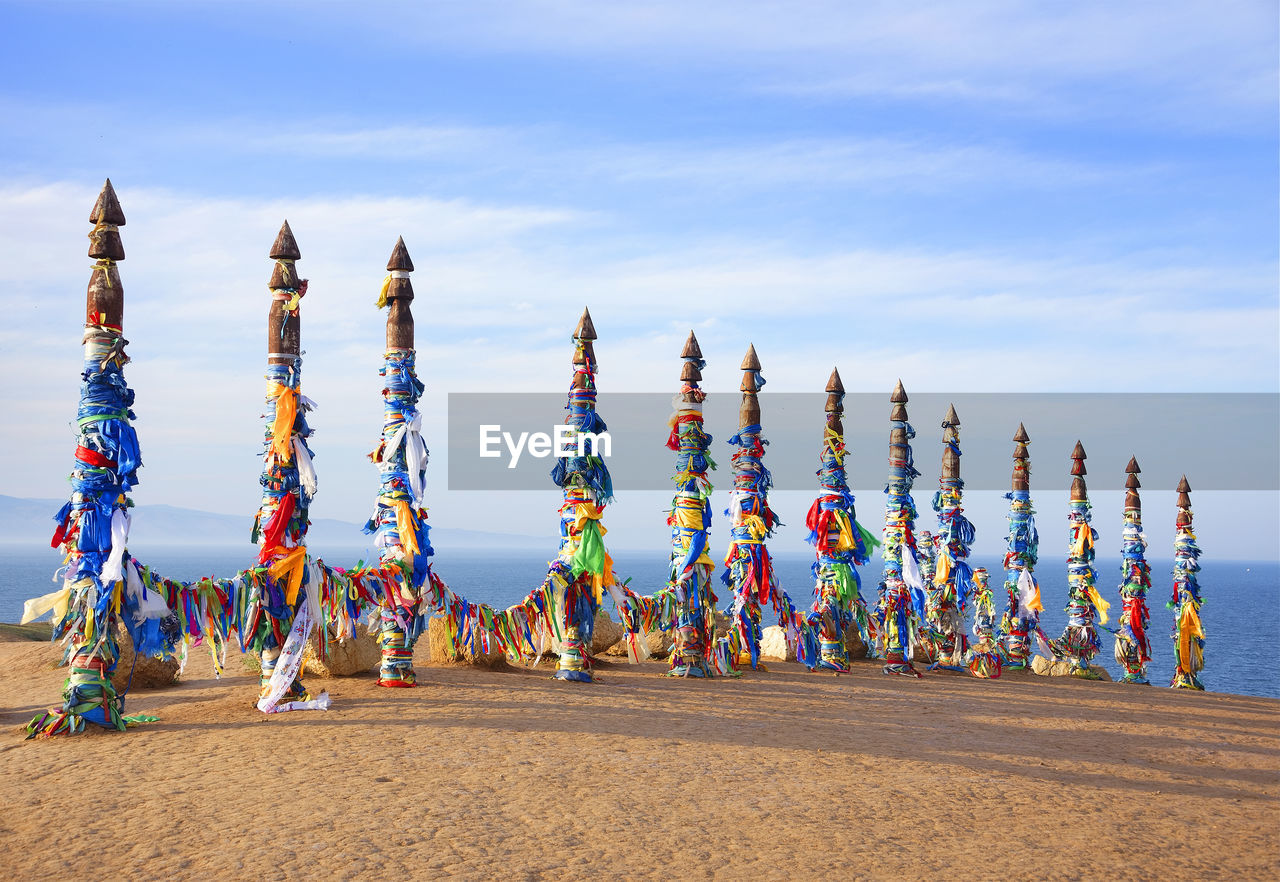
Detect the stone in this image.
<box><xmin>591</xmin><ymin>609</ymin><xmax>624</xmax><ymax>654</ymax></box>
<box><xmin>846</xmin><ymin>626</ymin><xmax>868</xmax><ymax>660</ymax></box>
<box><xmin>111</xmin><ymin>625</ymin><xmax>180</xmax><ymax>690</ymax></box>
<box><xmin>302</xmin><ymin>625</ymin><xmax>382</xmax><ymax>677</ymax></box>
<box><xmin>759</xmin><ymin>625</ymin><xmax>796</xmax><ymax>662</ymax></box>
<box><xmin>426</xmin><ymin>615</ymin><xmax>508</xmax><ymax>669</ymax></box>
<box><xmin>1030</xmin><ymin>654</ymin><xmax>1113</xmax><ymax>681</ymax></box>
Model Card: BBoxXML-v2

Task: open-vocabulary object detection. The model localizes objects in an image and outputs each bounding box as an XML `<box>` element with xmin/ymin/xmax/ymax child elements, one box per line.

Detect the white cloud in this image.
<box><xmin>0</xmin><ymin>179</ymin><xmax>1273</xmax><ymax>528</ymax></box>
<box><xmin>271</xmin><ymin>0</ymin><xmax>1277</xmax><ymax>125</ymax></box>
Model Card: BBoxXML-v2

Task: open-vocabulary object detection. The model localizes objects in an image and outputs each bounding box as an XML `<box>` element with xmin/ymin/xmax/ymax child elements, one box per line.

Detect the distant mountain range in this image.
<box><xmin>0</xmin><ymin>495</ymin><xmax>547</xmax><ymax>550</ymax></box>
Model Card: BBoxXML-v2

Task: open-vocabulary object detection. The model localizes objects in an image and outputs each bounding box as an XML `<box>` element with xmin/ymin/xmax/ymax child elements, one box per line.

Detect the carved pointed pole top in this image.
<box><xmin>1124</xmin><ymin>456</ymin><xmax>1142</xmax><ymax>511</ymax></box>
<box><xmin>888</xmin><ymin>380</ymin><xmax>910</xmax><ymax>460</ymax></box>
<box><xmin>89</xmin><ymin>179</ymin><xmax>126</xmax><ymax>225</ymax></box>
<box><xmin>385</xmin><ymin>236</ymin><xmax>416</xmax><ymax>349</ymax></box>
<box><xmin>940</xmin><ymin>404</ymin><xmax>960</xmax><ymax>481</ymax></box>
<box><xmin>572</xmin><ymin>308</ymin><xmax>596</xmax><ymax>372</ymax></box>
<box><xmin>826</xmin><ymin>367</ymin><xmax>844</xmax><ymax>394</ymax></box>
<box><xmin>270</xmin><ymin>220</ymin><xmax>301</xmax><ymax>260</ymax></box>
<box><xmin>87</xmin><ymin>180</ymin><xmax>125</xmax><ymax>327</ymax></box>
<box><xmin>266</xmin><ymin>222</ymin><xmax>302</xmax><ymax>363</ymax></box>
<box><xmin>1011</xmin><ymin>422</ymin><xmax>1030</xmax><ymax>492</ymax></box>
<box><xmin>681</xmin><ymin>330</ymin><xmax>702</xmax><ymax>359</ymax></box>
<box><xmin>1070</xmin><ymin>440</ymin><xmax>1088</xmax><ymax>501</ymax></box>
<box><xmin>890</xmin><ymin>379</ymin><xmax>908</xmax><ymax>423</ymax></box>
<box><xmin>739</xmin><ymin>344</ymin><xmax>761</xmax><ymax>427</ymax></box>
<box><xmin>387</xmin><ymin>235</ymin><xmax>415</xmax><ymax>272</ymax></box>
<box><xmin>1176</xmin><ymin>475</ymin><xmax>1193</xmax><ymax>526</ymax></box>
<box><xmin>942</xmin><ymin>402</ymin><xmax>960</xmax><ymax>446</ymax></box>
<box><xmin>574</xmin><ymin>307</ymin><xmax>597</xmax><ymax>341</ymax></box>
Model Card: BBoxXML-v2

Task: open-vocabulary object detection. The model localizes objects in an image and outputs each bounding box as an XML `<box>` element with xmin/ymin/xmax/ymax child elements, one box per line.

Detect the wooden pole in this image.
<box><xmin>28</xmin><ymin>180</ymin><xmax>144</xmax><ymax>737</ymax></box>
<box><xmin>879</xmin><ymin>380</ymin><xmax>923</xmax><ymax>677</ymax></box>
<box><xmin>666</xmin><ymin>330</ymin><xmax>717</xmax><ymax>678</ymax></box>
<box><xmin>723</xmin><ymin>343</ymin><xmax>778</xmax><ymax>671</ymax></box>
<box><xmin>248</xmin><ymin>221</ymin><xmax>327</xmax><ymax>712</ymax></box>
<box><xmin>1056</xmin><ymin>441</ymin><xmax>1106</xmax><ymax>678</ymax></box>
<box><xmin>1115</xmin><ymin>457</ymin><xmax>1153</xmax><ymax>683</ymax></box>
<box><xmin>999</xmin><ymin>422</ymin><xmax>1041</xmax><ymax>671</ymax></box>
<box><xmin>372</xmin><ymin>236</ymin><xmax>433</xmax><ymax>687</ymax></box>
<box><xmin>1170</xmin><ymin>476</ymin><xmax>1205</xmax><ymax>689</ymax></box>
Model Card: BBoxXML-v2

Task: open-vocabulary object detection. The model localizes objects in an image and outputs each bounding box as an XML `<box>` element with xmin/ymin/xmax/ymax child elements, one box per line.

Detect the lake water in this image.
<box><xmin>3</xmin><ymin>543</ymin><xmax>1276</xmax><ymax>699</ymax></box>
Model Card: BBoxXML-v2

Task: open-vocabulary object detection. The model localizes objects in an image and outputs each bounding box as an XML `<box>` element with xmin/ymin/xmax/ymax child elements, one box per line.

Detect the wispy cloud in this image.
<box><xmin>278</xmin><ymin>0</ymin><xmax>1277</xmax><ymax>126</ymax></box>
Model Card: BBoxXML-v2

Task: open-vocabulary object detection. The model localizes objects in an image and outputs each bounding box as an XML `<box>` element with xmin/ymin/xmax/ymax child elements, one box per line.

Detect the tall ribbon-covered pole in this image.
<box><xmin>244</xmin><ymin>221</ymin><xmax>328</xmax><ymax>712</ymax></box>
<box><xmin>1169</xmin><ymin>476</ymin><xmax>1205</xmax><ymax>690</ymax></box>
<box><xmin>927</xmin><ymin>404</ymin><xmax>974</xmax><ymax>670</ymax></box>
<box><xmin>722</xmin><ymin>344</ymin><xmax>780</xmax><ymax>671</ymax></box>
<box><xmin>1053</xmin><ymin>441</ymin><xmax>1108</xmax><ymax>679</ymax></box>
<box><xmin>880</xmin><ymin>380</ymin><xmax>924</xmax><ymax>677</ymax></box>
<box><xmin>999</xmin><ymin>423</ymin><xmax>1043</xmax><ymax>669</ymax></box>
<box><xmin>26</xmin><ymin>181</ymin><xmax>155</xmax><ymax>738</ymax></box>
<box><xmin>803</xmin><ymin>368</ymin><xmax>877</xmax><ymax>673</ymax></box>
<box><xmin>552</xmin><ymin>308</ymin><xmax>615</xmax><ymax>682</ymax></box>
<box><xmin>1114</xmin><ymin>457</ymin><xmax>1152</xmax><ymax>684</ymax></box>
<box><xmin>665</xmin><ymin>331</ymin><xmax>718</xmax><ymax>677</ymax></box>
<box><xmin>367</xmin><ymin>237</ymin><xmax>433</xmax><ymax>686</ymax></box>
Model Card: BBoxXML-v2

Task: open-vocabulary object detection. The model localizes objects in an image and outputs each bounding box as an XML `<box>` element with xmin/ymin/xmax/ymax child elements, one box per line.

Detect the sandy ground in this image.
<box><xmin>0</xmin><ymin>639</ymin><xmax>1276</xmax><ymax>881</ymax></box>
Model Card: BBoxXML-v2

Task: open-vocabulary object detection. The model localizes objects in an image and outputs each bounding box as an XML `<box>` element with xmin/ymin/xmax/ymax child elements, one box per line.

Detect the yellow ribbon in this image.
<box><xmin>1176</xmin><ymin>602</ymin><xmax>1204</xmax><ymax>672</ymax></box>
<box><xmin>742</xmin><ymin>513</ymin><xmax>768</xmax><ymax>540</ymax></box>
<box><xmin>393</xmin><ymin>500</ymin><xmax>420</xmax><ymax>557</ymax></box>
<box><xmin>1073</xmin><ymin>523</ymin><xmax>1093</xmax><ymax>557</ymax></box>
<box><xmin>269</xmin><ymin>546</ymin><xmax>309</xmax><ymax>607</ymax></box>
<box><xmin>934</xmin><ymin>552</ymin><xmax>952</xmax><ymax>587</ymax></box>
<box><xmin>1087</xmin><ymin>585</ymin><xmax>1111</xmax><ymax>625</ymax></box>
<box><xmin>268</xmin><ymin>383</ymin><xmax>297</xmax><ymax>464</ymax></box>
<box><xmin>376</xmin><ymin>274</ymin><xmax>392</xmax><ymax>309</ymax></box>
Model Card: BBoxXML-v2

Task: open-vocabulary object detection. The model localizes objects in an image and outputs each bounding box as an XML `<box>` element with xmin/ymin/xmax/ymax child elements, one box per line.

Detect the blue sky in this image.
<box><xmin>0</xmin><ymin>1</ymin><xmax>1276</xmax><ymax>561</ymax></box>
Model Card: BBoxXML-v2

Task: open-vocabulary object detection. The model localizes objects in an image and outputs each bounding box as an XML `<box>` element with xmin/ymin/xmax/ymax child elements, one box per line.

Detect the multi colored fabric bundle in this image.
<box><xmin>879</xmin><ymin>381</ymin><xmax>925</xmax><ymax>678</ymax></box>
<box><xmin>1114</xmin><ymin>458</ymin><xmax>1152</xmax><ymax>684</ymax></box>
<box><xmin>802</xmin><ymin>368</ymin><xmax>877</xmax><ymax>673</ymax></box>
<box><xmin>1052</xmin><ymin>442</ymin><xmax>1108</xmax><ymax>679</ymax></box>
<box><xmin>664</xmin><ymin>332</ymin><xmax>719</xmax><ymax>677</ymax></box>
<box><xmin>722</xmin><ymin>345</ymin><xmax>782</xmax><ymax>671</ymax></box>
<box><xmin>25</xmin><ymin>184</ymin><xmax>168</xmax><ymax>738</ymax></box>
<box><xmin>916</xmin><ymin>530</ymin><xmax>938</xmax><ymax>656</ymax></box>
<box><xmin>1169</xmin><ymin>476</ymin><xmax>1204</xmax><ymax>690</ymax></box>
<box><xmin>966</xmin><ymin>567</ymin><xmax>1001</xmax><ymax>678</ymax></box>
<box><xmin>927</xmin><ymin>406</ymin><xmax>974</xmax><ymax>671</ymax></box>
<box><xmin>999</xmin><ymin>425</ymin><xmax>1044</xmax><ymax>670</ymax></box>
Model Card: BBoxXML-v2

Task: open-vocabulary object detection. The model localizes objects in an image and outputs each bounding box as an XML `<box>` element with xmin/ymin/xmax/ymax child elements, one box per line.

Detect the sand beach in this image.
<box><xmin>0</xmin><ymin>636</ymin><xmax>1275</xmax><ymax>880</ymax></box>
